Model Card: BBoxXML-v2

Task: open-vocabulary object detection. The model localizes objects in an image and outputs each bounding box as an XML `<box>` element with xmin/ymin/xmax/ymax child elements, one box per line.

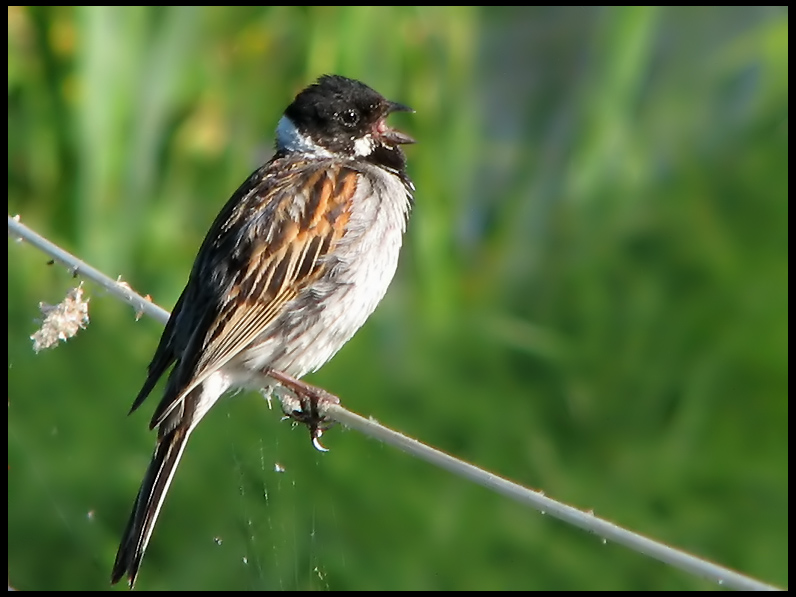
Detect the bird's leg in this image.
<box><xmin>266</xmin><ymin>369</ymin><xmax>340</xmax><ymax>452</ymax></box>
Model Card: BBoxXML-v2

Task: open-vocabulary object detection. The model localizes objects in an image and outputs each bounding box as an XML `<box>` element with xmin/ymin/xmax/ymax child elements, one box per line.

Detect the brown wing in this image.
<box><xmin>131</xmin><ymin>156</ymin><xmax>358</xmax><ymax>429</ymax></box>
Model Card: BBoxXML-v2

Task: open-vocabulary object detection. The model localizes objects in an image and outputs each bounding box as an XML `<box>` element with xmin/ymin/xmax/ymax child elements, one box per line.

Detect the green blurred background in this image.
<box><xmin>7</xmin><ymin>6</ymin><xmax>788</xmax><ymax>590</ymax></box>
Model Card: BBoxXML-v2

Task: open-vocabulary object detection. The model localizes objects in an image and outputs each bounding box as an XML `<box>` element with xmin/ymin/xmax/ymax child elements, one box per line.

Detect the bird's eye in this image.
<box><xmin>339</xmin><ymin>109</ymin><xmax>360</xmax><ymax>128</ymax></box>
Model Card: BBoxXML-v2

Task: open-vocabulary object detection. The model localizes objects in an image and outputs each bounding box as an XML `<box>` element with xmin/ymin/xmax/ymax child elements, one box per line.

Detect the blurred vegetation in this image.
<box><xmin>7</xmin><ymin>6</ymin><xmax>788</xmax><ymax>591</ymax></box>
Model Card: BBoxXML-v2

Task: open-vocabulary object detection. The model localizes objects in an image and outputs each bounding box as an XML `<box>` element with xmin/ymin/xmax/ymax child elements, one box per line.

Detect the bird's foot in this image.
<box><xmin>267</xmin><ymin>369</ymin><xmax>340</xmax><ymax>452</ymax></box>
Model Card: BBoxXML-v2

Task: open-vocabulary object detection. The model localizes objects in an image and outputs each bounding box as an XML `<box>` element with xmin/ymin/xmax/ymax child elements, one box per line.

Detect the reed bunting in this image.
<box><xmin>111</xmin><ymin>74</ymin><xmax>415</xmax><ymax>587</ymax></box>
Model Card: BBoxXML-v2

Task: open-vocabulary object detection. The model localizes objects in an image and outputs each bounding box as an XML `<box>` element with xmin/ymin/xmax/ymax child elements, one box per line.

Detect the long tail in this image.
<box><xmin>111</xmin><ymin>425</ymin><xmax>191</xmax><ymax>588</ymax></box>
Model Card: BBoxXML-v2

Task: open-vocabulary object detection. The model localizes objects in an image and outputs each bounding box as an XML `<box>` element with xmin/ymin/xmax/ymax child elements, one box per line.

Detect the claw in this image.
<box><xmin>311</xmin><ymin>431</ymin><xmax>329</xmax><ymax>453</ymax></box>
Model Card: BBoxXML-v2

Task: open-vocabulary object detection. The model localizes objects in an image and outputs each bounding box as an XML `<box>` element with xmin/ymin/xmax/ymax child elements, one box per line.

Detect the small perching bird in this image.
<box><xmin>111</xmin><ymin>75</ymin><xmax>415</xmax><ymax>587</ymax></box>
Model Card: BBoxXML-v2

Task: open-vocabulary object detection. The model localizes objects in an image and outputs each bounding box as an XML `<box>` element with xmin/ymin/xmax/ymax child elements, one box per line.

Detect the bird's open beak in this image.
<box><xmin>379</xmin><ymin>101</ymin><xmax>415</xmax><ymax>145</ymax></box>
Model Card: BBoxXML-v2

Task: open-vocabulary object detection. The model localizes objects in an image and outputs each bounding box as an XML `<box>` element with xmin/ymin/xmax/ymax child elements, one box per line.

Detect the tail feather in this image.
<box><xmin>111</xmin><ymin>426</ymin><xmax>191</xmax><ymax>588</ymax></box>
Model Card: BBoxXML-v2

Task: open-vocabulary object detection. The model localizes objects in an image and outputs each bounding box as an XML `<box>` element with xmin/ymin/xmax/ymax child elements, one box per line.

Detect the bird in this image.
<box><xmin>110</xmin><ymin>74</ymin><xmax>415</xmax><ymax>588</ymax></box>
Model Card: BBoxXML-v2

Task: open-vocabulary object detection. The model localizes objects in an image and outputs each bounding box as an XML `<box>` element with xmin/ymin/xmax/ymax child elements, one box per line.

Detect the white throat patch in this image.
<box><xmin>353</xmin><ymin>134</ymin><xmax>375</xmax><ymax>157</ymax></box>
<box><xmin>276</xmin><ymin>116</ymin><xmax>333</xmax><ymax>157</ymax></box>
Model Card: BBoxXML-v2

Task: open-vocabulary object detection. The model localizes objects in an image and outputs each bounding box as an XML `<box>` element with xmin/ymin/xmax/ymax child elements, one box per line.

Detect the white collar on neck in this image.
<box><xmin>275</xmin><ymin>116</ymin><xmax>334</xmax><ymax>157</ymax></box>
